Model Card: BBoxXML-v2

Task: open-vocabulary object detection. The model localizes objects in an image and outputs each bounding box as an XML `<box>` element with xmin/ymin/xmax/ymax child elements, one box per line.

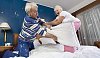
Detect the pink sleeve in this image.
<box><xmin>74</xmin><ymin>18</ymin><xmax>81</xmax><ymax>31</ymax></box>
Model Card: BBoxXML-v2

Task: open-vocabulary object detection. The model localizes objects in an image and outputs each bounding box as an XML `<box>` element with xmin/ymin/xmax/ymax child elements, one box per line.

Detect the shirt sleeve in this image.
<box><xmin>36</xmin><ymin>26</ymin><xmax>47</xmax><ymax>36</ymax></box>
<box><xmin>60</xmin><ymin>11</ymin><xmax>76</xmax><ymax>22</ymax></box>
<box><xmin>37</xmin><ymin>17</ymin><xmax>45</xmax><ymax>25</ymax></box>
<box><xmin>59</xmin><ymin>11</ymin><xmax>67</xmax><ymax>17</ymax></box>
<box><xmin>38</xmin><ymin>19</ymin><xmax>45</xmax><ymax>25</ymax></box>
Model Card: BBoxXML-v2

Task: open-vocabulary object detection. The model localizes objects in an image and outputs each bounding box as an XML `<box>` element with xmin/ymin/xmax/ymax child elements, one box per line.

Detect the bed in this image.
<box><xmin>29</xmin><ymin>45</ymin><xmax>100</xmax><ymax>58</ymax></box>
<box><xmin>9</xmin><ymin>21</ymin><xmax>100</xmax><ymax>58</ymax></box>
<box><xmin>29</xmin><ymin>22</ymin><xmax>100</xmax><ymax>58</ymax></box>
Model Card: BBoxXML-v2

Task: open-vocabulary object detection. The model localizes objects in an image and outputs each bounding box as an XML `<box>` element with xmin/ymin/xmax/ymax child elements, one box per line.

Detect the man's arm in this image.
<box><xmin>38</xmin><ymin>19</ymin><xmax>52</xmax><ymax>29</ymax></box>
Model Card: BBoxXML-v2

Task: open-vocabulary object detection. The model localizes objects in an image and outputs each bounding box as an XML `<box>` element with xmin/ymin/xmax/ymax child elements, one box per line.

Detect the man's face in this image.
<box><xmin>29</xmin><ymin>8</ymin><xmax>38</xmax><ymax>18</ymax></box>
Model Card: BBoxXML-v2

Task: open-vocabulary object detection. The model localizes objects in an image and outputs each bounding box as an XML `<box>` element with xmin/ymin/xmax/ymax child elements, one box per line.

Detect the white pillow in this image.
<box><xmin>29</xmin><ymin>44</ymin><xmax>63</xmax><ymax>56</ymax></box>
<box><xmin>31</xmin><ymin>44</ymin><xmax>63</xmax><ymax>52</ymax></box>
<box><xmin>47</xmin><ymin>22</ymin><xmax>80</xmax><ymax>47</ymax></box>
<box><xmin>34</xmin><ymin>22</ymin><xmax>80</xmax><ymax>47</ymax></box>
<box><xmin>30</xmin><ymin>44</ymin><xmax>76</xmax><ymax>55</ymax></box>
<box><xmin>34</xmin><ymin>38</ymin><xmax>56</xmax><ymax>48</ymax></box>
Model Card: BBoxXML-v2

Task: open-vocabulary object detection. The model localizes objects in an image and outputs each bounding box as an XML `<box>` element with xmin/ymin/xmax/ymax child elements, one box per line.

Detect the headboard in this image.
<box><xmin>13</xmin><ymin>33</ymin><xmax>19</xmax><ymax>47</ymax></box>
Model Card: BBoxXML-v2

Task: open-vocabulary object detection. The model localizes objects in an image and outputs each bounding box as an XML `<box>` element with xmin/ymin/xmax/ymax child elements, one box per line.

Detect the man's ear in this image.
<box><xmin>28</xmin><ymin>12</ymin><xmax>31</xmax><ymax>17</ymax></box>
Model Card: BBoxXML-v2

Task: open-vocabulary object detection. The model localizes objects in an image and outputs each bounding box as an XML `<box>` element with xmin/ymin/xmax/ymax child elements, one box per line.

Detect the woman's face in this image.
<box><xmin>29</xmin><ymin>8</ymin><xmax>38</xmax><ymax>18</ymax></box>
<box><xmin>54</xmin><ymin>9</ymin><xmax>60</xmax><ymax>15</ymax></box>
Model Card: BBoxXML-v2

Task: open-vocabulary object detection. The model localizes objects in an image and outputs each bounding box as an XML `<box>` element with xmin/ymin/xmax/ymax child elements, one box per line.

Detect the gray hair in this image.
<box><xmin>25</xmin><ymin>2</ymin><xmax>38</xmax><ymax>13</ymax></box>
<box><xmin>54</xmin><ymin>5</ymin><xmax>63</xmax><ymax>11</ymax></box>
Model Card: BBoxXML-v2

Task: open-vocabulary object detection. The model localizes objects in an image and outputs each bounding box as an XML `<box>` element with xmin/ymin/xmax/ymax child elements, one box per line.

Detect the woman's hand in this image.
<box><xmin>43</xmin><ymin>23</ymin><xmax>52</xmax><ymax>30</ymax></box>
<box><xmin>46</xmin><ymin>25</ymin><xmax>52</xmax><ymax>30</ymax></box>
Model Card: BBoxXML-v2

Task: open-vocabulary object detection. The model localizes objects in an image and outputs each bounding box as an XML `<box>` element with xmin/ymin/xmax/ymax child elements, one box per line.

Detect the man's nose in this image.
<box><xmin>36</xmin><ymin>12</ymin><xmax>38</xmax><ymax>16</ymax></box>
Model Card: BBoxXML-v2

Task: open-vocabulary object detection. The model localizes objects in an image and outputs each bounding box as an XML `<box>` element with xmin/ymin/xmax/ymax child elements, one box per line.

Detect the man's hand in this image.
<box><xmin>38</xmin><ymin>39</ymin><xmax>42</xmax><ymax>44</ymax></box>
<box><xmin>36</xmin><ymin>34</ymin><xmax>42</xmax><ymax>44</ymax></box>
<box><xmin>36</xmin><ymin>34</ymin><xmax>42</xmax><ymax>39</ymax></box>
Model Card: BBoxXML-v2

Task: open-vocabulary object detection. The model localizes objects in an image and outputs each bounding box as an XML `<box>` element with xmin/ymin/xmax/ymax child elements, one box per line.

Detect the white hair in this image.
<box><xmin>25</xmin><ymin>2</ymin><xmax>38</xmax><ymax>13</ymax></box>
<box><xmin>54</xmin><ymin>5</ymin><xmax>63</xmax><ymax>11</ymax></box>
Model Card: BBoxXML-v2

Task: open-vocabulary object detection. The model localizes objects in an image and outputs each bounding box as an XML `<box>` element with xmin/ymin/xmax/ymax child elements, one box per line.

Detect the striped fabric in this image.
<box><xmin>19</xmin><ymin>16</ymin><xmax>47</xmax><ymax>42</ymax></box>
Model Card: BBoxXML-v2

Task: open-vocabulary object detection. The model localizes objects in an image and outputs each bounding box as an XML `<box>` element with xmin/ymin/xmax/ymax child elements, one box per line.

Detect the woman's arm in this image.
<box><xmin>46</xmin><ymin>16</ymin><xmax>65</xmax><ymax>25</ymax></box>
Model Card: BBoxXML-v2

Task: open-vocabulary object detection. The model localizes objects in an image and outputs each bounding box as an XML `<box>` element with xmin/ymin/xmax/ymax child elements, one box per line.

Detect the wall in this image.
<box><xmin>0</xmin><ymin>0</ymin><xmax>56</xmax><ymax>46</ymax></box>
<box><xmin>68</xmin><ymin>0</ymin><xmax>95</xmax><ymax>13</ymax></box>
<box><xmin>72</xmin><ymin>0</ymin><xmax>100</xmax><ymax>16</ymax></box>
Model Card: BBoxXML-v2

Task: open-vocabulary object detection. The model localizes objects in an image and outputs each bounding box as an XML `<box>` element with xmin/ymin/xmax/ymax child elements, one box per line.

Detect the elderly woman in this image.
<box><xmin>46</xmin><ymin>5</ymin><xmax>81</xmax><ymax>47</ymax></box>
<box><xmin>46</xmin><ymin>5</ymin><xmax>81</xmax><ymax>31</ymax></box>
<box><xmin>17</xmin><ymin>2</ymin><xmax>58</xmax><ymax>57</ymax></box>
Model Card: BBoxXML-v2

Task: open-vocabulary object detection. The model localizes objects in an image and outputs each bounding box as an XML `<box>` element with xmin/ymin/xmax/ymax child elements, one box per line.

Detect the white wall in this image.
<box><xmin>68</xmin><ymin>0</ymin><xmax>96</xmax><ymax>13</ymax></box>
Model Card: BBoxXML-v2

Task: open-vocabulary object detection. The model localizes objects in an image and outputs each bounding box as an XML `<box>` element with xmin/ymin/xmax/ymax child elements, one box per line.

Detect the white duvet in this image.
<box><xmin>29</xmin><ymin>45</ymin><xmax>100</xmax><ymax>58</ymax></box>
<box><xmin>74</xmin><ymin>46</ymin><xmax>100</xmax><ymax>58</ymax></box>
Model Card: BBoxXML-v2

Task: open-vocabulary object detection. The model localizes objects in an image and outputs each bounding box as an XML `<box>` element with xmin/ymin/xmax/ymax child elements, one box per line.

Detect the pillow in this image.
<box><xmin>32</xmin><ymin>44</ymin><xmax>63</xmax><ymax>52</ymax></box>
<box><xmin>47</xmin><ymin>22</ymin><xmax>80</xmax><ymax>47</ymax></box>
<box><xmin>34</xmin><ymin>38</ymin><xmax>56</xmax><ymax>48</ymax></box>
<box><xmin>31</xmin><ymin>44</ymin><xmax>76</xmax><ymax>53</ymax></box>
<box><xmin>34</xmin><ymin>22</ymin><xmax>80</xmax><ymax>47</ymax></box>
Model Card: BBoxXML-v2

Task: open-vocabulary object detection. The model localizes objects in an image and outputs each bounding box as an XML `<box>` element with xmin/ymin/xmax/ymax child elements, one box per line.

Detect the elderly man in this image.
<box><xmin>17</xmin><ymin>2</ymin><xmax>58</xmax><ymax>57</ymax></box>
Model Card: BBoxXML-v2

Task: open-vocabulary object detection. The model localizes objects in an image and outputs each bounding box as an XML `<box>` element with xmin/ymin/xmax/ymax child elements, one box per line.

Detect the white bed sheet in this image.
<box><xmin>29</xmin><ymin>44</ymin><xmax>74</xmax><ymax>58</ymax></box>
<box><xmin>74</xmin><ymin>46</ymin><xmax>100</xmax><ymax>58</ymax></box>
<box><xmin>29</xmin><ymin>45</ymin><xmax>100</xmax><ymax>58</ymax></box>
<box><xmin>29</xmin><ymin>52</ymin><xmax>74</xmax><ymax>58</ymax></box>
